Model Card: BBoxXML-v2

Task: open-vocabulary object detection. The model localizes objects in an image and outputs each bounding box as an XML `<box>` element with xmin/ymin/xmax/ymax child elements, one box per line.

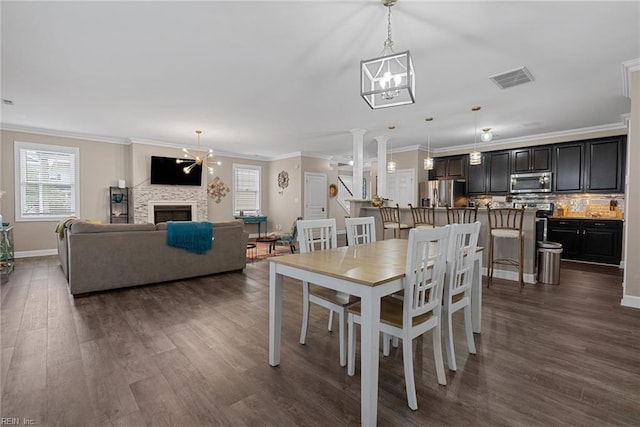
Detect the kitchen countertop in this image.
<box><xmin>547</xmin><ymin>215</ymin><xmax>623</xmax><ymax>221</ymax></box>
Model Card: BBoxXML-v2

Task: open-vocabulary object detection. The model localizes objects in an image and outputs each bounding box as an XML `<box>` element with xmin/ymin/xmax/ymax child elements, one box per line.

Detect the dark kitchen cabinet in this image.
<box><xmin>466</xmin><ymin>153</ymin><xmax>487</xmax><ymax>195</ymax></box>
<box><xmin>512</xmin><ymin>146</ymin><xmax>551</xmax><ymax>173</ymax></box>
<box><xmin>487</xmin><ymin>150</ymin><xmax>510</xmax><ymax>194</ymax></box>
<box><xmin>548</xmin><ymin>218</ymin><xmax>622</xmax><ymax>265</ymax></box>
<box><xmin>585</xmin><ymin>137</ymin><xmax>625</xmax><ymax>193</ymax></box>
<box><xmin>429</xmin><ymin>155</ymin><xmax>466</xmax><ymax>180</ymax></box>
<box><xmin>553</xmin><ymin>143</ymin><xmax>584</xmax><ymax>193</ymax></box>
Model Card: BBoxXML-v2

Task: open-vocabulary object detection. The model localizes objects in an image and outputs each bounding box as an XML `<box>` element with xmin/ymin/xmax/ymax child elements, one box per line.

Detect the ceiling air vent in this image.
<box><xmin>489</xmin><ymin>66</ymin><xmax>534</xmax><ymax>89</ymax></box>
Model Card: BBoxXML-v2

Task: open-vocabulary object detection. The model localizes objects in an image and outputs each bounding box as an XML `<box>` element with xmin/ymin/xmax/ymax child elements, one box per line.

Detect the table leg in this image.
<box><xmin>359</xmin><ymin>290</ymin><xmax>381</xmax><ymax>426</ymax></box>
<box><xmin>471</xmin><ymin>254</ymin><xmax>482</xmax><ymax>334</ymax></box>
<box><xmin>269</xmin><ymin>263</ymin><xmax>283</xmax><ymax>366</ymax></box>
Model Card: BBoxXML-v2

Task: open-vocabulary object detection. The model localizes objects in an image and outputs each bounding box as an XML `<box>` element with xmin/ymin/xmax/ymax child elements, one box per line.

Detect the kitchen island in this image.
<box><xmin>351</xmin><ymin>202</ymin><xmax>538</xmax><ymax>284</ymax></box>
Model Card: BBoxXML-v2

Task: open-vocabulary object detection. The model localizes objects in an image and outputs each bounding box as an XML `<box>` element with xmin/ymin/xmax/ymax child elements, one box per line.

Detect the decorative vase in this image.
<box><xmin>372</xmin><ymin>195</ymin><xmax>384</xmax><ymax>207</ymax></box>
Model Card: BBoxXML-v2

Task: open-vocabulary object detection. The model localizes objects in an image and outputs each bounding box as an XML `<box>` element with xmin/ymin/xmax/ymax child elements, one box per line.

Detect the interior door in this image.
<box><xmin>386</xmin><ymin>169</ymin><xmax>414</xmax><ymax>207</ymax></box>
<box><xmin>304</xmin><ymin>172</ymin><xmax>327</xmax><ymax>220</ymax></box>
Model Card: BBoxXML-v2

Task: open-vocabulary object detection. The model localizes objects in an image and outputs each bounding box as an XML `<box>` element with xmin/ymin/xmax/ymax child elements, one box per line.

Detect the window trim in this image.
<box><xmin>232</xmin><ymin>163</ymin><xmax>261</xmax><ymax>216</ymax></box>
<box><xmin>14</xmin><ymin>141</ymin><xmax>81</xmax><ymax>222</ymax></box>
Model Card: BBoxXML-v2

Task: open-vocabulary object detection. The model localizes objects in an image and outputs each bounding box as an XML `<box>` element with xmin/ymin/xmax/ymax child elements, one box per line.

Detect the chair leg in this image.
<box><xmin>300</xmin><ymin>282</ymin><xmax>310</xmax><ymax>345</ymax></box>
<box><xmin>463</xmin><ymin>304</ymin><xmax>476</xmax><ymax>355</ymax></box>
<box><xmin>290</xmin><ymin>244</ymin><xmax>295</xmax><ymax>253</ymax></box>
<box><xmin>392</xmin><ymin>336</ymin><xmax>399</xmax><ymax>348</ymax></box>
<box><xmin>339</xmin><ymin>309</ymin><xmax>347</xmax><ymax>367</ymax></box>
<box><xmin>432</xmin><ymin>322</ymin><xmax>447</xmax><ymax>386</ymax></box>
<box><xmin>327</xmin><ymin>310</ymin><xmax>334</xmax><ymax>332</ymax></box>
<box><xmin>383</xmin><ymin>333</ymin><xmax>390</xmax><ymax>357</ymax></box>
<box><xmin>518</xmin><ymin>235</ymin><xmax>524</xmax><ymax>289</ymax></box>
<box><xmin>347</xmin><ymin>314</ymin><xmax>356</xmax><ymax>376</ymax></box>
<box><xmin>487</xmin><ymin>236</ymin><xmax>494</xmax><ymax>288</ymax></box>
<box><xmin>402</xmin><ymin>337</ymin><xmax>418</xmax><ymax>410</ymax></box>
<box><xmin>443</xmin><ymin>307</ymin><xmax>456</xmax><ymax>371</ymax></box>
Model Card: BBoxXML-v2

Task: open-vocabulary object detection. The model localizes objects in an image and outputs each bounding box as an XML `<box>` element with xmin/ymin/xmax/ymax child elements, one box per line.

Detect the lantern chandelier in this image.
<box><xmin>423</xmin><ymin>117</ymin><xmax>434</xmax><ymax>170</ymax></box>
<box><xmin>361</xmin><ymin>0</ymin><xmax>415</xmax><ymax>109</ymax></box>
<box><xmin>177</xmin><ymin>130</ymin><xmax>221</xmax><ymax>175</ymax></box>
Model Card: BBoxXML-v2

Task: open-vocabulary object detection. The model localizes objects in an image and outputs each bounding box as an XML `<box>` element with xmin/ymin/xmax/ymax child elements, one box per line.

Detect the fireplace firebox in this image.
<box><xmin>154</xmin><ymin>205</ymin><xmax>192</xmax><ymax>224</ymax></box>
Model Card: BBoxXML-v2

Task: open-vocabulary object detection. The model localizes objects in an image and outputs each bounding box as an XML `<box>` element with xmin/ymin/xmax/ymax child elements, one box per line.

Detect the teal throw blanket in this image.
<box><xmin>166</xmin><ymin>221</ymin><xmax>213</xmax><ymax>254</ymax></box>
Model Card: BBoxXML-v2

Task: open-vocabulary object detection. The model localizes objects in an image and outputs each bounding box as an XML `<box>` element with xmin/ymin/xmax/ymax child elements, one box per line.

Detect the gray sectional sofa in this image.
<box><xmin>57</xmin><ymin>220</ymin><xmax>248</xmax><ymax>296</ymax></box>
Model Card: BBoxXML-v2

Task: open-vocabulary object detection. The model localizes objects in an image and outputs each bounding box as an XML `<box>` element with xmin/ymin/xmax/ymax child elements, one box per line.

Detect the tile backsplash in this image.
<box><xmin>470</xmin><ymin>193</ymin><xmax>625</xmax><ymax>216</ymax></box>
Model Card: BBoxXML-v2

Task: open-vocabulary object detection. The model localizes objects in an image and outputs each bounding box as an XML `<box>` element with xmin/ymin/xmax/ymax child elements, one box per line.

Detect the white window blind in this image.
<box><xmin>233</xmin><ymin>164</ymin><xmax>261</xmax><ymax>215</ymax></box>
<box><xmin>15</xmin><ymin>142</ymin><xmax>80</xmax><ymax>221</ymax></box>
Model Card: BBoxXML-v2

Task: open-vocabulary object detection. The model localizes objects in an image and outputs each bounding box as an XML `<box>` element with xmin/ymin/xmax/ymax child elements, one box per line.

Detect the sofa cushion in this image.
<box><xmin>69</xmin><ymin>222</ymin><xmax>156</xmax><ymax>234</ymax></box>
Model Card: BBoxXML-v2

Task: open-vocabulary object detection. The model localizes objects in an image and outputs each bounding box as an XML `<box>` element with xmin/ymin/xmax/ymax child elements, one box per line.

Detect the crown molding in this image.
<box><xmin>622</xmin><ymin>58</ymin><xmax>640</xmax><ymax>98</ymax></box>
<box><xmin>0</xmin><ymin>123</ymin><xmax>128</xmax><ymax>144</ymax></box>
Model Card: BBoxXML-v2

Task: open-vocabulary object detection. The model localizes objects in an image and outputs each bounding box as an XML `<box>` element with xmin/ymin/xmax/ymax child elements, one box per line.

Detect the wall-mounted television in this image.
<box><xmin>150</xmin><ymin>155</ymin><xmax>202</xmax><ymax>186</ymax></box>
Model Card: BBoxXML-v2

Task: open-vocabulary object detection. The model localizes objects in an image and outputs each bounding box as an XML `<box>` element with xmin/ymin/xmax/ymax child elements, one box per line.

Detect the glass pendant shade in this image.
<box><xmin>387</xmin><ymin>160</ymin><xmax>396</xmax><ymax>173</ymax></box>
<box><xmin>481</xmin><ymin>128</ymin><xmax>493</xmax><ymax>142</ymax></box>
<box><xmin>424</xmin><ymin>157</ymin><xmax>434</xmax><ymax>170</ymax></box>
<box><xmin>469</xmin><ymin>150</ymin><xmax>482</xmax><ymax>166</ymax></box>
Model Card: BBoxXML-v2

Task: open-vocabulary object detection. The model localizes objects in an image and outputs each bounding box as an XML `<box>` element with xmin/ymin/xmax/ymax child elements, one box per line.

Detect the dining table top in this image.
<box><xmin>269</xmin><ymin>238</ymin><xmax>407</xmax><ymax>287</ymax></box>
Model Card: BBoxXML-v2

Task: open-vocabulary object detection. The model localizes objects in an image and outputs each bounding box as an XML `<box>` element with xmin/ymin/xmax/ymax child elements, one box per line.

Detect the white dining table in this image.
<box><xmin>268</xmin><ymin>239</ymin><xmax>483</xmax><ymax>426</ymax></box>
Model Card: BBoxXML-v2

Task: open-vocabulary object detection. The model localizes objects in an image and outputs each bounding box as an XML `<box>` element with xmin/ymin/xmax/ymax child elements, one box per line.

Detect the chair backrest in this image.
<box><xmin>408</xmin><ymin>203</ymin><xmax>435</xmax><ymax>228</ymax></box>
<box><xmin>345</xmin><ymin>217</ymin><xmax>376</xmax><ymax>246</ymax></box>
<box><xmin>296</xmin><ymin>218</ymin><xmax>338</xmax><ymax>253</ymax></box>
<box><xmin>379</xmin><ymin>204</ymin><xmax>401</xmax><ymax>226</ymax></box>
<box><xmin>403</xmin><ymin>225</ymin><xmax>451</xmax><ymax>323</ymax></box>
<box><xmin>289</xmin><ymin>216</ymin><xmax>303</xmax><ymax>242</ymax></box>
<box><xmin>486</xmin><ymin>207</ymin><xmax>525</xmax><ymax>231</ymax></box>
<box><xmin>445</xmin><ymin>222</ymin><xmax>481</xmax><ymax>299</ymax></box>
<box><xmin>446</xmin><ymin>207</ymin><xmax>479</xmax><ymax>224</ymax></box>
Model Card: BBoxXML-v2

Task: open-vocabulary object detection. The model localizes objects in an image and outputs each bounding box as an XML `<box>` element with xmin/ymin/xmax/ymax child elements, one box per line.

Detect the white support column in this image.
<box><xmin>375</xmin><ymin>135</ymin><xmax>389</xmax><ymax>198</ymax></box>
<box><xmin>350</xmin><ymin>129</ymin><xmax>366</xmax><ymax>199</ymax></box>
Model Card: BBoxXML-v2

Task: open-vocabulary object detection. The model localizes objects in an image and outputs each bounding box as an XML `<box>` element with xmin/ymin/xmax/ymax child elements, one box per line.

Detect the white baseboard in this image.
<box><xmin>619</xmin><ymin>260</ymin><xmax>625</xmax><ymax>269</ymax></box>
<box><xmin>621</xmin><ymin>294</ymin><xmax>640</xmax><ymax>309</ymax></box>
<box><xmin>15</xmin><ymin>249</ymin><xmax>58</xmax><ymax>258</ymax></box>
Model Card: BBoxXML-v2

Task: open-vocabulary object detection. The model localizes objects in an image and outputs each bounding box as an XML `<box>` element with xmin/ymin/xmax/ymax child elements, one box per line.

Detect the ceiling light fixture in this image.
<box><xmin>177</xmin><ymin>130</ymin><xmax>221</xmax><ymax>175</ymax></box>
<box><xmin>469</xmin><ymin>107</ymin><xmax>482</xmax><ymax>166</ymax></box>
<box><xmin>361</xmin><ymin>0</ymin><xmax>415</xmax><ymax>109</ymax></box>
<box><xmin>387</xmin><ymin>125</ymin><xmax>396</xmax><ymax>173</ymax></box>
<box><xmin>423</xmin><ymin>117</ymin><xmax>434</xmax><ymax>170</ymax></box>
<box><xmin>481</xmin><ymin>127</ymin><xmax>493</xmax><ymax>142</ymax></box>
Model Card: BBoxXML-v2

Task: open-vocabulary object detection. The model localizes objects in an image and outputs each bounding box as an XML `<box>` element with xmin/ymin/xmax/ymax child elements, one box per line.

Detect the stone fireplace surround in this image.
<box><xmin>132</xmin><ymin>185</ymin><xmax>208</xmax><ymax>224</ymax></box>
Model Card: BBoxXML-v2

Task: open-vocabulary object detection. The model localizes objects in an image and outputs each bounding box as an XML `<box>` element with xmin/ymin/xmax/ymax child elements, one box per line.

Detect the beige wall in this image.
<box><xmin>623</xmin><ymin>70</ymin><xmax>640</xmax><ymax>305</ymax></box>
<box><xmin>267</xmin><ymin>156</ymin><xmax>302</xmax><ymax>234</ymax></box>
<box><xmin>1</xmin><ymin>130</ymin><xmax>129</xmax><ymax>253</ymax></box>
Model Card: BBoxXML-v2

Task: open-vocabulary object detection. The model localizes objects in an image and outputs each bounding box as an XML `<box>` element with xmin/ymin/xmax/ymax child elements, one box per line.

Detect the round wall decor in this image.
<box><xmin>329</xmin><ymin>184</ymin><xmax>338</xmax><ymax>198</ymax></box>
<box><xmin>277</xmin><ymin>170</ymin><xmax>289</xmax><ymax>189</ymax></box>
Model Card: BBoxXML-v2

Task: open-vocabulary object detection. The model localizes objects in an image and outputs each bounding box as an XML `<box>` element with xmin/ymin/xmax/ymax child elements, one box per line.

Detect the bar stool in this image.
<box><xmin>486</xmin><ymin>207</ymin><xmax>525</xmax><ymax>289</ymax></box>
<box><xmin>446</xmin><ymin>206</ymin><xmax>478</xmax><ymax>224</ymax></box>
<box><xmin>379</xmin><ymin>203</ymin><xmax>411</xmax><ymax>239</ymax></box>
<box><xmin>408</xmin><ymin>203</ymin><xmax>435</xmax><ymax>228</ymax></box>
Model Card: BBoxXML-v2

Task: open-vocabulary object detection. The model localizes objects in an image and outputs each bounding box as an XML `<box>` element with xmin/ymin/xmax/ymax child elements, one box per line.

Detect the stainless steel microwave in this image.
<box><xmin>510</xmin><ymin>172</ymin><xmax>552</xmax><ymax>193</ymax></box>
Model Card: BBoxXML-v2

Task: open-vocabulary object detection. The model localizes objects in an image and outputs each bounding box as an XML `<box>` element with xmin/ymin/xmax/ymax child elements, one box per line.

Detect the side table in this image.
<box><xmin>255</xmin><ymin>236</ymin><xmax>278</xmax><ymax>255</ymax></box>
<box><xmin>1</xmin><ymin>226</ymin><xmax>15</xmax><ymax>283</ymax></box>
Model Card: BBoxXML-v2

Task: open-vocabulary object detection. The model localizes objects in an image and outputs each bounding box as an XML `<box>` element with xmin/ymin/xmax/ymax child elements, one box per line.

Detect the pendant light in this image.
<box><xmin>469</xmin><ymin>107</ymin><xmax>482</xmax><ymax>166</ymax></box>
<box><xmin>361</xmin><ymin>0</ymin><xmax>415</xmax><ymax>109</ymax></box>
<box><xmin>387</xmin><ymin>125</ymin><xmax>396</xmax><ymax>173</ymax></box>
<box><xmin>423</xmin><ymin>117</ymin><xmax>434</xmax><ymax>170</ymax></box>
<box><xmin>481</xmin><ymin>127</ymin><xmax>493</xmax><ymax>142</ymax></box>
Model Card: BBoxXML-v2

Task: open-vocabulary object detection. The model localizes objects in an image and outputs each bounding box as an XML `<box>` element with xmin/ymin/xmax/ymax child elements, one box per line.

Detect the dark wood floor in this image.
<box><xmin>1</xmin><ymin>253</ymin><xmax>639</xmax><ymax>426</ymax></box>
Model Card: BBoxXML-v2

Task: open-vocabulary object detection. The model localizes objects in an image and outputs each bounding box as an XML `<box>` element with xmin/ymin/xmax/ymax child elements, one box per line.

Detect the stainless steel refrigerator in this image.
<box><xmin>428</xmin><ymin>180</ymin><xmax>467</xmax><ymax>207</ymax></box>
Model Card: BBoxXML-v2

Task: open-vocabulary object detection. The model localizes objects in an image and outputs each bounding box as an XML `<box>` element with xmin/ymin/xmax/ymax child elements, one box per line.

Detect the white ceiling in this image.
<box><xmin>2</xmin><ymin>1</ymin><xmax>639</xmax><ymax>163</ymax></box>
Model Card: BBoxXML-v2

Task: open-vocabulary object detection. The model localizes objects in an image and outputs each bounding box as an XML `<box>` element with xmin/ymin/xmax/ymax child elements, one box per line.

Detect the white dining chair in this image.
<box><xmin>443</xmin><ymin>221</ymin><xmax>480</xmax><ymax>371</ymax></box>
<box><xmin>297</xmin><ymin>218</ymin><xmax>357</xmax><ymax>367</ymax></box>
<box><xmin>345</xmin><ymin>216</ymin><xmax>376</xmax><ymax>245</ymax></box>
<box><xmin>347</xmin><ymin>225</ymin><xmax>451</xmax><ymax>410</ymax></box>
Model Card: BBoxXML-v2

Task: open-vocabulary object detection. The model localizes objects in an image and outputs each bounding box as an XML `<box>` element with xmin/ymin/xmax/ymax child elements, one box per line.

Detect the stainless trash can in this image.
<box><xmin>538</xmin><ymin>242</ymin><xmax>563</xmax><ymax>285</ymax></box>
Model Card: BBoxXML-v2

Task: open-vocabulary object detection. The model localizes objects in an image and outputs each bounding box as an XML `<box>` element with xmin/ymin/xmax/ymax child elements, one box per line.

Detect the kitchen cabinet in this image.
<box><xmin>553</xmin><ymin>136</ymin><xmax>625</xmax><ymax>194</ymax></box>
<box><xmin>585</xmin><ymin>137</ymin><xmax>625</xmax><ymax>193</ymax></box>
<box><xmin>487</xmin><ymin>150</ymin><xmax>510</xmax><ymax>194</ymax></box>
<box><xmin>512</xmin><ymin>146</ymin><xmax>551</xmax><ymax>173</ymax></box>
<box><xmin>429</xmin><ymin>155</ymin><xmax>466</xmax><ymax>180</ymax></box>
<box><xmin>548</xmin><ymin>218</ymin><xmax>622</xmax><ymax>265</ymax></box>
<box><xmin>553</xmin><ymin>143</ymin><xmax>584</xmax><ymax>193</ymax></box>
<box><xmin>466</xmin><ymin>153</ymin><xmax>487</xmax><ymax>195</ymax></box>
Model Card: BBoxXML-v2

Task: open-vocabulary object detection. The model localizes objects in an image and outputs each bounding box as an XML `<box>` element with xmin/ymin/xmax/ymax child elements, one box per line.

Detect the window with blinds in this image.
<box><xmin>15</xmin><ymin>142</ymin><xmax>80</xmax><ymax>221</ymax></box>
<box><xmin>233</xmin><ymin>164</ymin><xmax>261</xmax><ymax>215</ymax></box>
